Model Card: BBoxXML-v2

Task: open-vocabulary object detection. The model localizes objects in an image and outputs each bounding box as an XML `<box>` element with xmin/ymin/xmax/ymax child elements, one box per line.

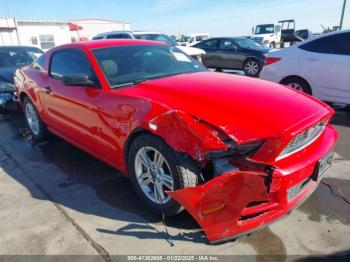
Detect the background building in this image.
<box><xmin>0</xmin><ymin>17</ymin><xmax>130</xmax><ymax>50</ymax></box>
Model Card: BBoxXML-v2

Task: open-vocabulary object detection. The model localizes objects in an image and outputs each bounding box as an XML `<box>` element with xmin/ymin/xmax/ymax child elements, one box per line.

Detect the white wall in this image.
<box><xmin>70</xmin><ymin>19</ymin><xmax>131</xmax><ymax>41</ymax></box>
<box><xmin>0</xmin><ymin>18</ymin><xmax>131</xmax><ymax>50</ymax></box>
<box><xmin>16</xmin><ymin>21</ymin><xmax>72</xmax><ymax>50</ymax></box>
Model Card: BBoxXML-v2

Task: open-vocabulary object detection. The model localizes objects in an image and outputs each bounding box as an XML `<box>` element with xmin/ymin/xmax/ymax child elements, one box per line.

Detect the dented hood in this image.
<box><xmin>132</xmin><ymin>72</ymin><xmax>330</xmax><ymax>143</ymax></box>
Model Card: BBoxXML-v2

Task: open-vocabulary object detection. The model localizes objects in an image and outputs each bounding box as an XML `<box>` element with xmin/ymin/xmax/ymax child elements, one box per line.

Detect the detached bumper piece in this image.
<box><xmin>168</xmin><ymin>168</ymin><xmax>321</xmax><ymax>244</ymax></box>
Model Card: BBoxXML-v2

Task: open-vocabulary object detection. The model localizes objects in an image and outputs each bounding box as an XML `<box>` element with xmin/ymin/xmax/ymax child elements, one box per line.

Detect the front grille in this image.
<box><xmin>278</xmin><ymin>121</ymin><xmax>326</xmax><ymax>159</ymax></box>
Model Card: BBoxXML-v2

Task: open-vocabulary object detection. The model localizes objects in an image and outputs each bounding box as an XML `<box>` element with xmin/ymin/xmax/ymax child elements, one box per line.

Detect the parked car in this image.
<box><xmin>194</xmin><ymin>37</ymin><xmax>269</xmax><ymax>76</ymax></box>
<box><xmin>260</xmin><ymin>30</ymin><xmax>350</xmax><ymax>104</ymax></box>
<box><xmin>178</xmin><ymin>33</ymin><xmax>210</xmax><ymax>46</ymax></box>
<box><xmin>92</xmin><ymin>31</ymin><xmax>206</xmax><ymax>61</ymax></box>
<box><xmin>0</xmin><ymin>46</ymin><xmax>43</xmax><ymax>110</ymax></box>
<box><xmin>16</xmin><ymin>40</ymin><xmax>337</xmax><ymax>243</ymax></box>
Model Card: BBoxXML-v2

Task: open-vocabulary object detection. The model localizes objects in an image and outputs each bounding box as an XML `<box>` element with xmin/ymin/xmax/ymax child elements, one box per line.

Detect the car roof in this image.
<box><xmin>297</xmin><ymin>29</ymin><xmax>350</xmax><ymax>45</ymax></box>
<box><xmin>50</xmin><ymin>39</ymin><xmax>168</xmax><ymax>51</ymax></box>
<box><xmin>93</xmin><ymin>31</ymin><xmax>133</xmax><ymax>38</ymax></box>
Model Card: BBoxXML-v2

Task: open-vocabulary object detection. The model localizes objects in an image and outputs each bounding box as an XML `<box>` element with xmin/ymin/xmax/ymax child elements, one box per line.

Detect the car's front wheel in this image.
<box><xmin>23</xmin><ymin>97</ymin><xmax>47</xmax><ymax>141</ymax></box>
<box><xmin>128</xmin><ymin>133</ymin><xmax>199</xmax><ymax>216</ymax></box>
<box><xmin>243</xmin><ymin>58</ymin><xmax>260</xmax><ymax>77</ymax></box>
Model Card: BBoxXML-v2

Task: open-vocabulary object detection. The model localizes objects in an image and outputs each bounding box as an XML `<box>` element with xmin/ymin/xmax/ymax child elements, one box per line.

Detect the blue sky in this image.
<box><xmin>1</xmin><ymin>0</ymin><xmax>349</xmax><ymax>36</ymax></box>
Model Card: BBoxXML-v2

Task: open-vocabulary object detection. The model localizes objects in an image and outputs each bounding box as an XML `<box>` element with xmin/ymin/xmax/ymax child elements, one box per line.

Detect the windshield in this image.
<box><xmin>235</xmin><ymin>39</ymin><xmax>261</xmax><ymax>49</ymax></box>
<box><xmin>0</xmin><ymin>47</ymin><xmax>43</xmax><ymax>68</ymax></box>
<box><xmin>134</xmin><ymin>34</ymin><xmax>177</xmax><ymax>46</ymax></box>
<box><xmin>255</xmin><ymin>24</ymin><xmax>275</xmax><ymax>35</ymax></box>
<box><xmin>93</xmin><ymin>44</ymin><xmax>206</xmax><ymax>88</ymax></box>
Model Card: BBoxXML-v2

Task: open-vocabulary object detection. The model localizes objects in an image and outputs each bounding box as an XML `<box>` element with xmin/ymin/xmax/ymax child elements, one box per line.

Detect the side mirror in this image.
<box><xmin>62</xmin><ymin>74</ymin><xmax>96</xmax><ymax>87</ymax></box>
<box><xmin>232</xmin><ymin>45</ymin><xmax>238</xmax><ymax>52</ymax></box>
<box><xmin>252</xmin><ymin>27</ymin><xmax>254</xmax><ymax>34</ymax></box>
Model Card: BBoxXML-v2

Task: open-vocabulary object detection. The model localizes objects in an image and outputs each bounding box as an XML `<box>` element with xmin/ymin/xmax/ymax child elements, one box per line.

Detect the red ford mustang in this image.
<box><xmin>15</xmin><ymin>40</ymin><xmax>337</xmax><ymax>243</ymax></box>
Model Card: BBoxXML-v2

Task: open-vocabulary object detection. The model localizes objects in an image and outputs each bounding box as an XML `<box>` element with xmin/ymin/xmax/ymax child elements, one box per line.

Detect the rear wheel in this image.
<box><xmin>243</xmin><ymin>58</ymin><xmax>261</xmax><ymax>77</ymax></box>
<box><xmin>128</xmin><ymin>133</ymin><xmax>199</xmax><ymax>216</ymax></box>
<box><xmin>281</xmin><ymin>76</ymin><xmax>312</xmax><ymax>95</ymax></box>
<box><xmin>23</xmin><ymin>97</ymin><xmax>47</xmax><ymax>141</ymax></box>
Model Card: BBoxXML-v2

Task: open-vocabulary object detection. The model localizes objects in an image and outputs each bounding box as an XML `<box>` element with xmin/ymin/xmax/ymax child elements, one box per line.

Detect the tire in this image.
<box><xmin>128</xmin><ymin>133</ymin><xmax>199</xmax><ymax>216</ymax></box>
<box><xmin>23</xmin><ymin>97</ymin><xmax>47</xmax><ymax>141</ymax></box>
<box><xmin>243</xmin><ymin>58</ymin><xmax>261</xmax><ymax>77</ymax></box>
<box><xmin>280</xmin><ymin>76</ymin><xmax>312</xmax><ymax>95</ymax></box>
<box><xmin>269</xmin><ymin>42</ymin><xmax>276</xmax><ymax>49</ymax></box>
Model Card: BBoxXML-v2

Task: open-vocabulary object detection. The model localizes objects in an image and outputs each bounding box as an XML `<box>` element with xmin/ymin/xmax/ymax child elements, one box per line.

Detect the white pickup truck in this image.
<box><xmin>251</xmin><ymin>20</ymin><xmax>298</xmax><ymax>48</ymax></box>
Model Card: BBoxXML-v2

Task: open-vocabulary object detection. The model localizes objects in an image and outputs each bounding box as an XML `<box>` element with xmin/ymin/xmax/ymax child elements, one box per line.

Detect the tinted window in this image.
<box><xmin>50</xmin><ymin>50</ymin><xmax>94</xmax><ymax>79</ymax></box>
<box><xmin>93</xmin><ymin>45</ymin><xmax>206</xmax><ymax>87</ymax></box>
<box><xmin>299</xmin><ymin>32</ymin><xmax>350</xmax><ymax>55</ymax></box>
<box><xmin>199</xmin><ymin>39</ymin><xmax>219</xmax><ymax>49</ymax></box>
<box><xmin>93</xmin><ymin>36</ymin><xmax>103</xmax><ymax>40</ymax></box>
<box><xmin>219</xmin><ymin>39</ymin><xmax>237</xmax><ymax>50</ymax></box>
<box><xmin>106</xmin><ymin>34</ymin><xmax>132</xmax><ymax>39</ymax></box>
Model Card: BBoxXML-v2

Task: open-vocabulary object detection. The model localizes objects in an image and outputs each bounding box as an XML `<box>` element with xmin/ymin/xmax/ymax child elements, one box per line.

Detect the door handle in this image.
<box><xmin>42</xmin><ymin>86</ymin><xmax>52</xmax><ymax>94</ymax></box>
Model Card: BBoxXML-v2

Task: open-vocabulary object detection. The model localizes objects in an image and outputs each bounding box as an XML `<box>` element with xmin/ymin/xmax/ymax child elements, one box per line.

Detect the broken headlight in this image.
<box><xmin>206</xmin><ymin>140</ymin><xmax>264</xmax><ymax>160</ymax></box>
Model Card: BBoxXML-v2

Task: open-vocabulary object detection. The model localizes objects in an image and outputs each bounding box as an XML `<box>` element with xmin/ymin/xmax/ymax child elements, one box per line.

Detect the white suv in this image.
<box><xmin>260</xmin><ymin>30</ymin><xmax>350</xmax><ymax>104</ymax></box>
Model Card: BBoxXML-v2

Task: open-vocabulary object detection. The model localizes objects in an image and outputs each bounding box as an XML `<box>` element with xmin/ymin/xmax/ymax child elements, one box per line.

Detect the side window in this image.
<box><xmin>219</xmin><ymin>39</ymin><xmax>237</xmax><ymax>50</ymax></box>
<box><xmin>50</xmin><ymin>50</ymin><xmax>94</xmax><ymax>80</ymax></box>
<box><xmin>200</xmin><ymin>39</ymin><xmax>219</xmax><ymax>49</ymax></box>
<box><xmin>299</xmin><ymin>33</ymin><xmax>350</xmax><ymax>55</ymax></box>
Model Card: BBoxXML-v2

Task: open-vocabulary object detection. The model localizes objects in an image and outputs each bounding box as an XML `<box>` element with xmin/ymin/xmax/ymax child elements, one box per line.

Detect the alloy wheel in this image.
<box><xmin>134</xmin><ymin>146</ymin><xmax>174</xmax><ymax>204</ymax></box>
<box><xmin>25</xmin><ymin>103</ymin><xmax>40</xmax><ymax>135</ymax></box>
<box><xmin>244</xmin><ymin>61</ymin><xmax>259</xmax><ymax>76</ymax></box>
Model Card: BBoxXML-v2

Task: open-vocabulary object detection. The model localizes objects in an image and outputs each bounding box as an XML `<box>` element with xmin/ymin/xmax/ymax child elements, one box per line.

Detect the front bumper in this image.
<box><xmin>168</xmin><ymin>125</ymin><xmax>337</xmax><ymax>243</ymax></box>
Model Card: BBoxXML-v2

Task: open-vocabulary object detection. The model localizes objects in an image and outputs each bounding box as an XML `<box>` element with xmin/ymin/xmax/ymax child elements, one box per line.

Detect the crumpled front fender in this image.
<box><xmin>146</xmin><ymin>110</ymin><xmax>228</xmax><ymax>160</ymax></box>
<box><xmin>168</xmin><ymin>171</ymin><xmax>269</xmax><ymax>243</ymax></box>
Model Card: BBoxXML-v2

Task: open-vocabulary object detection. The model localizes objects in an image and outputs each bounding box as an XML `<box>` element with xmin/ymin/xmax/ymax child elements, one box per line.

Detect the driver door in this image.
<box><xmin>42</xmin><ymin>49</ymin><xmax>106</xmax><ymax>154</ymax></box>
<box><xmin>217</xmin><ymin>38</ymin><xmax>243</xmax><ymax>69</ymax></box>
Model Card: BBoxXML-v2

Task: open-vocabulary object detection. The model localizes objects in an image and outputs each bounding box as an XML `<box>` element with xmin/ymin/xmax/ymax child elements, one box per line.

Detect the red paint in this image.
<box><xmin>15</xmin><ymin>40</ymin><xmax>338</xmax><ymax>243</ymax></box>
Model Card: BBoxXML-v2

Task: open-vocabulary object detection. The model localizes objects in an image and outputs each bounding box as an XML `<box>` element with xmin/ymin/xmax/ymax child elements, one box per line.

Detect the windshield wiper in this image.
<box><xmin>111</xmin><ymin>79</ymin><xmax>149</xmax><ymax>88</ymax></box>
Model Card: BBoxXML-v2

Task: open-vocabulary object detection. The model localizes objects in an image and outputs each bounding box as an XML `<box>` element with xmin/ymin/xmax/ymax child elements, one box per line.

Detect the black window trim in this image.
<box><xmin>48</xmin><ymin>48</ymin><xmax>101</xmax><ymax>88</ymax></box>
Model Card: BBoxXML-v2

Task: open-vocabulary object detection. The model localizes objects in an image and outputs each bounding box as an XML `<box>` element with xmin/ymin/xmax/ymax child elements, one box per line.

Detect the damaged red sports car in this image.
<box><xmin>15</xmin><ymin>40</ymin><xmax>338</xmax><ymax>243</ymax></box>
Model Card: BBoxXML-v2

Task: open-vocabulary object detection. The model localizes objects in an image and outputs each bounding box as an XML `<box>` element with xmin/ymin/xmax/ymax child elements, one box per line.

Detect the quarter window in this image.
<box><xmin>299</xmin><ymin>33</ymin><xmax>350</xmax><ymax>55</ymax></box>
<box><xmin>33</xmin><ymin>54</ymin><xmax>46</xmax><ymax>71</ymax></box>
<box><xmin>50</xmin><ymin>50</ymin><xmax>94</xmax><ymax>80</ymax></box>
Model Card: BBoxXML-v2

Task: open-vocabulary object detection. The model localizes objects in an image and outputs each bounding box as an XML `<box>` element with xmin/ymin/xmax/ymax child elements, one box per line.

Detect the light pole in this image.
<box><xmin>340</xmin><ymin>0</ymin><xmax>347</xmax><ymax>30</ymax></box>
